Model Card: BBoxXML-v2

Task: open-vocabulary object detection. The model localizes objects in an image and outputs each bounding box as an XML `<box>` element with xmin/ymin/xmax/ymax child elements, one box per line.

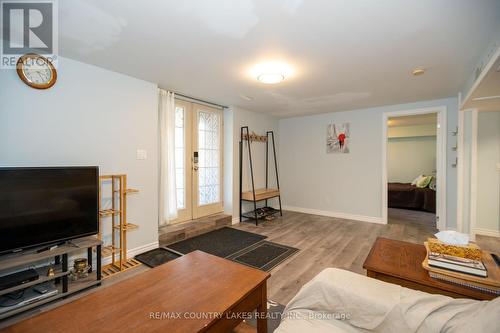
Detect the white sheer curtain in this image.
<box><xmin>158</xmin><ymin>89</ymin><xmax>177</xmax><ymax>226</ymax></box>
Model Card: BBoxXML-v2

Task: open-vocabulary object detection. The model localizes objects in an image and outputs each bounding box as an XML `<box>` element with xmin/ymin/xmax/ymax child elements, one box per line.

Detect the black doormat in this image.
<box><xmin>135</xmin><ymin>248</ymin><xmax>182</xmax><ymax>268</ymax></box>
<box><xmin>228</xmin><ymin>241</ymin><xmax>299</xmax><ymax>272</ymax></box>
<box><xmin>166</xmin><ymin>227</ymin><xmax>266</xmax><ymax>258</ymax></box>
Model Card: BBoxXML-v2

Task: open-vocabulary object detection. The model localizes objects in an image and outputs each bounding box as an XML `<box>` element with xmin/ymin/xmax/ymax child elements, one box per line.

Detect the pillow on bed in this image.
<box><xmin>411</xmin><ymin>175</ymin><xmax>424</xmax><ymax>185</ymax></box>
<box><xmin>429</xmin><ymin>176</ymin><xmax>436</xmax><ymax>190</ymax></box>
<box><xmin>416</xmin><ymin>175</ymin><xmax>433</xmax><ymax>188</ymax></box>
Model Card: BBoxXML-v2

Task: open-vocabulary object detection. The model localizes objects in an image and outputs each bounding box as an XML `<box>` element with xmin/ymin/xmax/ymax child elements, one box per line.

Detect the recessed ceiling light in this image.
<box><xmin>252</xmin><ymin>62</ymin><xmax>292</xmax><ymax>84</ymax></box>
<box><xmin>412</xmin><ymin>68</ymin><xmax>425</xmax><ymax>76</ymax></box>
<box><xmin>257</xmin><ymin>73</ymin><xmax>285</xmax><ymax>84</ymax></box>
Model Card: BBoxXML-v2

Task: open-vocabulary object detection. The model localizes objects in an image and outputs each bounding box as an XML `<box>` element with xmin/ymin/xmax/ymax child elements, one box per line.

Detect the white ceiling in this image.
<box><xmin>59</xmin><ymin>0</ymin><xmax>500</xmax><ymax>117</ymax></box>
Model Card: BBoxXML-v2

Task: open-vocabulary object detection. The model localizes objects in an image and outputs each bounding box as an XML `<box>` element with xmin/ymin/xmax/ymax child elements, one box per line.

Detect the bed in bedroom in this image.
<box><xmin>388</xmin><ymin>182</ymin><xmax>436</xmax><ymax>213</ymax></box>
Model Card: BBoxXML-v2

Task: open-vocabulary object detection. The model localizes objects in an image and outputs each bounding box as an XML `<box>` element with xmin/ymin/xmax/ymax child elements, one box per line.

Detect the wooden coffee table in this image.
<box><xmin>363</xmin><ymin>237</ymin><xmax>496</xmax><ymax>300</ymax></box>
<box><xmin>3</xmin><ymin>251</ymin><xmax>271</xmax><ymax>333</ymax></box>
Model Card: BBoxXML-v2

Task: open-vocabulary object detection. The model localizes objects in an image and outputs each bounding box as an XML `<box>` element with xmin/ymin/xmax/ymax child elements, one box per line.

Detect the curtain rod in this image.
<box><xmin>173</xmin><ymin>92</ymin><xmax>228</xmax><ymax>109</ymax></box>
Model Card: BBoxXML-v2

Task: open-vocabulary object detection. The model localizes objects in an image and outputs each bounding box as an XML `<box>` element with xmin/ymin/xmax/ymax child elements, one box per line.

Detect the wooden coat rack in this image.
<box><xmin>239</xmin><ymin>126</ymin><xmax>282</xmax><ymax>225</ymax></box>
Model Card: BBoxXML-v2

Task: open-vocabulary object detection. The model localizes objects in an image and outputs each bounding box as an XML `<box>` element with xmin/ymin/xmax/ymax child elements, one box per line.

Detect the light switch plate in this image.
<box><xmin>136</xmin><ymin>149</ymin><xmax>147</xmax><ymax>160</ymax></box>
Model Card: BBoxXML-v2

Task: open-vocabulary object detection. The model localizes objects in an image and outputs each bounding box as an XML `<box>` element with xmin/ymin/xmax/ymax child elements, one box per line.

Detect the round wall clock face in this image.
<box><xmin>16</xmin><ymin>54</ymin><xmax>57</xmax><ymax>89</ymax></box>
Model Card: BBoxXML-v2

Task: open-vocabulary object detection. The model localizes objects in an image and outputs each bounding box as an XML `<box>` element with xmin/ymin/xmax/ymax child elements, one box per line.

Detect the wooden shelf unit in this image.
<box><xmin>113</xmin><ymin>223</ymin><xmax>139</xmax><ymax>231</ymax></box>
<box><xmin>239</xmin><ymin>127</ymin><xmax>282</xmax><ymax>225</ymax></box>
<box><xmin>98</xmin><ymin>209</ymin><xmax>119</xmax><ymax>217</ymax></box>
<box><xmin>101</xmin><ymin>258</ymin><xmax>142</xmax><ymax>278</ymax></box>
<box><xmin>101</xmin><ymin>245</ymin><xmax>120</xmax><ymax>258</ymax></box>
<box><xmin>0</xmin><ymin>237</ymin><xmax>102</xmax><ymax>320</ymax></box>
<box><xmin>98</xmin><ymin>174</ymin><xmax>141</xmax><ymax>279</ymax></box>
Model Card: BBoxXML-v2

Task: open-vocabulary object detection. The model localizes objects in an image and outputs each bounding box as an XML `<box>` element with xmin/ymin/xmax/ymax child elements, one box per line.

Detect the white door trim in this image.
<box><xmin>382</xmin><ymin>106</ymin><xmax>447</xmax><ymax>229</ymax></box>
<box><xmin>469</xmin><ymin>109</ymin><xmax>478</xmax><ymax>241</ymax></box>
<box><xmin>456</xmin><ymin>108</ymin><xmax>465</xmax><ymax>233</ymax></box>
<box><xmin>456</xmin><ymin>108</ymin><xmax>478</xmax><ymax>234</ymax></box>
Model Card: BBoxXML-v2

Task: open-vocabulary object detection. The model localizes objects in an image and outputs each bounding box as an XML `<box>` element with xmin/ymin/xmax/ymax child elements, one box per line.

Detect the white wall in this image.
<box><xmin>0</xmin><ymin>57</ymin><xmax>159</xmax><ymax>252</ymax></box>
<box><xmin>226</xmin><ymin>107</ymin><xmax>279</xmax><ymax>222</ymax></box>
<box><xmin>388</xmin><ymin>136</ymin><xmax>436</xmax><ymax>183</ymax></box>
<box><xmin>387</xmin><ymin>123</ymin><xmax>437</xmax><ymax>183</ymax></box>
<box><xmin>475</xmin><ymin>111</ymin><xmax>500</xmax><ymax>235</ymax></box>
<box><xmin>223</xmin><ymin>108</ymin><xmax>234</xmax><ymax>215</ymax></box>
<box><xmin>279</xmin><ymin>97</ymin><xmax>458</xmax><ymax>227</ymax></box>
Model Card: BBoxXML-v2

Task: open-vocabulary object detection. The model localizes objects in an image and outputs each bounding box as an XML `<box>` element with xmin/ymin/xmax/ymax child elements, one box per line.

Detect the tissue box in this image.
<box><xmin>427</xmin><ymin>238</ymin><xmax>482</xmax><ymax>260</ymax></box>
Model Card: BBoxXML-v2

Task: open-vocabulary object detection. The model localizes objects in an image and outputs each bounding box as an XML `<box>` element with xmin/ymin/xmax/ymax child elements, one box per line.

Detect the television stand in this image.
<box><xmin>35</xmin><ymin>241</ymin><xmax>68</xmax><ymax>253</ymax></box>
<box><xmin>0</xmin><ymin>236</ymin><xmax>102</xmax><ymax>321</ymax></box>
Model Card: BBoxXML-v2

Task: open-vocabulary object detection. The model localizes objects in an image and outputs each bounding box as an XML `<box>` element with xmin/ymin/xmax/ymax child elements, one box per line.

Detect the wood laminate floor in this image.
<box><xmin>388</xmin><ymin>207</ymin><xmax>436</xmax><ymax>229</ymax></box>
<box><xmin>234</xmin><ymin>210</ymin><xmax>500</xmax><ymax>304</ymax></box>
<box><xmin>2</xmin><ymin>211</ymin><xmax>498</xmax><ymax>330</ymax></box>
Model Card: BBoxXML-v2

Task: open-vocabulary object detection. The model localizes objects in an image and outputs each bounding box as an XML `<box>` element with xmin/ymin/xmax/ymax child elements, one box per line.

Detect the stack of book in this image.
<box><xmin>428</xmin><ymin>252</ymin><xmax>487</xmax><ymax>277</ymax></box>
<box><xmin>422</xmin><ymin>239</ymin><xmax>500</xmax><ymax>296</ymax></box>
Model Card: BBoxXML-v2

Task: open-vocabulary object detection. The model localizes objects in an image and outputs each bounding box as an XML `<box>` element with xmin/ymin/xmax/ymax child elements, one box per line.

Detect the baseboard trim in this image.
<box><xmin>231</xmin><ymin>217</ymin><xmax>240</xmax><ymax>225</ymax></box>
<box><xmin>102</xmin><ymin>241</ymin><xmax>159</xmax><ymax>266</ymax></box>
<box><xmin>473</xmin><ymin>228</ymin><xmax>500</xmax><ymax>237</ymax></box>
<box><xmin>283</xmin><ymin>206</ymin><xmax>384</xmax><ymax>224</ymax></box>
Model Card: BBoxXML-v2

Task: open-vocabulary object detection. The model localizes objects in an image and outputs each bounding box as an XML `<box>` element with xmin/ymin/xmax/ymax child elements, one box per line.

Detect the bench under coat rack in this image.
<box><xmin>239</xmin><ymin>126</ymin><xmax>282</xmax><ymax>225</ymax></box>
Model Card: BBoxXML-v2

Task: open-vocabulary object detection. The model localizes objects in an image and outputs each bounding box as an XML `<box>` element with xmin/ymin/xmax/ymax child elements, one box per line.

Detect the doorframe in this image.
<box><xmin>467</xmin><ymin>109</ymin><xmax>500</xmax><ymax>239</ymax></box>
<box><xmin>468</xmin><ymin>109</ymin><xmax>479</xmax><ymax>240</ymax></box>
<box><xmin>456</xmin><ymin>108</ymin><xmax>477</xmax><ymax>235</ymax></box>
<box><xmin>456</xmin><ymin>107</ymin><xmax>465</xmax><ymax>233</ymax></box>
<box><xmin>169</xmin><ymin>100</ymin><xmax>225</xmax><ymax>224</ymax></box>
<box><xmin>381</xmin><ymin>105</ymin><xmax>447</xmax><ymax>230</ymax></box>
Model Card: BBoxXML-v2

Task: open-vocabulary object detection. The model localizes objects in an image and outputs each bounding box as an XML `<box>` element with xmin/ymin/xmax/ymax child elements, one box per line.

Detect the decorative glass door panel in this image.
<box><xmin>198</xmin><ymin>112</ymin><xmax>220</xmax><ymax>205</ymax></box>
<box><xmin>175</xmin><ymin>106</ymin><xmax>185</xmax><ymax>209</ymax></box>
<box><xmin>170</xmin><ymin>100</ymin><xmax>192</xmax><ymax>223</ymax></box>
<box><xmin>193</xmin><ymin>104</ymin><xmax>223</xmax><ymax>218</ymax></box>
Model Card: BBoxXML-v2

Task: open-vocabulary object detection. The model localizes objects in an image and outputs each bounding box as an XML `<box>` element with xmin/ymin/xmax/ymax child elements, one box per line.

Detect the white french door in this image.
<box><xmin>171</xmin><ymin>100</ymin><xmax>223</xmax><ymax>223</ymax></box>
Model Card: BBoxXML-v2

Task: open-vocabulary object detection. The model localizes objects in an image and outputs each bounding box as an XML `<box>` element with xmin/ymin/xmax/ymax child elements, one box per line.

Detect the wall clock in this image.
<box><xmin>16</xmin><ymin>53</ymin><xmax>57</xmax><ymax>89</ymax></box>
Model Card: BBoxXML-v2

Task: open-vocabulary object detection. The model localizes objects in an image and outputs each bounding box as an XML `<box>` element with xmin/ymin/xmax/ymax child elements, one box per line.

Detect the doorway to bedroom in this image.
<box><xmin>383</xmin><ymin>108</ymin><xmax>446</xmax><ymax>231</ymax></box>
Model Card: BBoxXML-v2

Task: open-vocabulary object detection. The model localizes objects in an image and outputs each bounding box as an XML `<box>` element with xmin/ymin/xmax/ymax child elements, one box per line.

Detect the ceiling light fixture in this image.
<box><xmin>252</xmin><ymin>62</ymin><xmax>292</xmax><ymax>84</ymax></box>
<box><xmin>412</xmin><ymin>68</ymin><xmax>425</xmax><ymax>76</ymax></box>
<box><xmin>257</xmin><ymin>73</ymin><xmax>285</xmax><ymax>84</ymax></box>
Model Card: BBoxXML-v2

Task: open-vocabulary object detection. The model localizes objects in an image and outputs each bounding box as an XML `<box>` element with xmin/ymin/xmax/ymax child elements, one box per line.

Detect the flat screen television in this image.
<box><xmin>0</xmin><ymin>167</ymin><xmax>99</xmax><ymax>254</ymax></box>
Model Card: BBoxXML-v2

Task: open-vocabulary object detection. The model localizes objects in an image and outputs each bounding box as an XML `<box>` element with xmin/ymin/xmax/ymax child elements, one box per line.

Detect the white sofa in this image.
<box><xmin>275</xmin><ymin>268</ymin><xmax>499</xmax><ymax>333</ymax></box>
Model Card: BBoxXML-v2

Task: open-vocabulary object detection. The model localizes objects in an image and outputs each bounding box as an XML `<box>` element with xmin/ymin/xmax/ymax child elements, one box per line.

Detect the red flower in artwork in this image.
<box><xmin>338</xmin><ymin>133</ymin><xmax>346</xmax><ymax>149</ymax></box>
